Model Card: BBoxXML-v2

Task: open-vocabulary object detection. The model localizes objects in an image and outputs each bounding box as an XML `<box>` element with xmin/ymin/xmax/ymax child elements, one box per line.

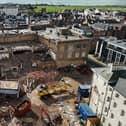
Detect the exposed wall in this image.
<box><xmin>38</xmin><ymin>36</ymin><xmax>57</xmax><ymax>52</ymax></box>
<box><xmin>56</xmin><ymin>59</ymin><xmax>85</xmax><ymax>67</ymax></box>
<box><xmin>38</xmin><ymin>35</ymin><xmax>91</xmax><ymax>66</ymax></box>
<box><xmin>90</xmin><ymin>73</ymin><xmax>107</xmax><ymax>118</ymax></box>
<box><xmin>0</xmin><ymin>34</ymin><xmax>38</xmax><ymax>43</ymax></box>
<box><xmin>0</xmin><ymin>33</ymin><xmax>91</xmax><ymax>67</ymax></box>
<box><xmin>57</xmin><ymin>39</ymin><xmax>90</xmax><ymax>61</ymax></box>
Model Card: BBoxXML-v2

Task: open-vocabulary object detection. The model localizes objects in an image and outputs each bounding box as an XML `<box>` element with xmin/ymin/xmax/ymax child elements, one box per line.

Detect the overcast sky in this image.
<box><xmin>0</xmin><ymin>0</ymin><xmax>126</xmax><ymax>5</ymax></box>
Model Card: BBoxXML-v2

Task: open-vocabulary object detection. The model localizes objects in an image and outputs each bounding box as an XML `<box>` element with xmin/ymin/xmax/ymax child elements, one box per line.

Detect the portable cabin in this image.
<box><xmin>78</xmin><ymin>103</ymin><xmax>96</xmax><ymax>120</ymax></box>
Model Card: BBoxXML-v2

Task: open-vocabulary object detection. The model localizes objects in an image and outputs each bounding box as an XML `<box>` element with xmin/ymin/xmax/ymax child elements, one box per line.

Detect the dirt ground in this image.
<box><xmin>0</xmin><ymin>65</ymin><xmax>92</xmax><ymax>126</ymax></box>
<box><xmin>26</xmin><ymin>76</ymin><xmax>88</xmax><ymax>126</ymax></box>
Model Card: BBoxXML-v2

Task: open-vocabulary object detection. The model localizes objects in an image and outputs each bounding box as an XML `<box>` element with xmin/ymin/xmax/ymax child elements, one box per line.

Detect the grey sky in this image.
<box><xmin>0</xmin><ymin>0</ymin><xmax>126</xmax><ymax>6</ymax></box>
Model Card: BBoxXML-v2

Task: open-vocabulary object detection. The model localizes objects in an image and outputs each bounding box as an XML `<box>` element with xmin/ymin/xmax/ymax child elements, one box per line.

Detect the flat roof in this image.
<box><xmin>31</xmin><ymin>20</ymin><xmax>50</xmax><ymax>26</ymax></box>
<box><xmin>92</xmin><ymin>67</ymin><xmax>113</xmax><ymax>80</ymax></box>
<box><xmin>108</xmin><ymin>40</ymin><xmax>126</xmax><ymax>50</ymax></box>
<box><xmin>100</xmin><ymin>37</ymin><xmax>126</xmax><ymax>50</ymax></box>
<box><xmin>78</xmin><ymin>103</ymin><xmax>96</xmax><ymax>119</ymax></box>
<box><xmin>0</xmin><ymin>80</ymin><xmax>19</xmax><ymax>90</ymax></box>
<box><xmin>0</xmin><ymin>29</ymin><xmax>36</xmax><ymax>36</ymax></box>
<box><xmin>91</xmin><ymin>23</ymin><xmax>109</xmax><ymax>31</ymax></box>
<box><xmin>92</xmin><ymin>23</ymin><xmax>123</xmax><ymax>31</ymax></box>
<box><xmin>38</xmin><ymin>28</ymin><xmax>90</xmax><ymax>42</ymax></box>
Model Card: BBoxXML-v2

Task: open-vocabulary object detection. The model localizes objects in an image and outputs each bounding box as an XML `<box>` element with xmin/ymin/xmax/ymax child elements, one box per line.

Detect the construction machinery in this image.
<box><xmin>0</xmin><ymin>100</ymin><xmax>31</xmax><ymax>119</ymax></box>
<box><xmin>37</xmin><ymin>79</ymin><xmax>71</xmax><ymax>97</ymax></box>
<box><xmin>40</xmin><ymin>105</ymin><xmax>62</xmax><ymax>126</ymax></box>
<box><xmin>74</xmin><ymin>84</ymin><xmax>91</xmax><ymax>104</ymax></box>
<box><xmin>15</xmin><ymin>100</ymin><xmax>31</xmax><ymax>117</ymax></box>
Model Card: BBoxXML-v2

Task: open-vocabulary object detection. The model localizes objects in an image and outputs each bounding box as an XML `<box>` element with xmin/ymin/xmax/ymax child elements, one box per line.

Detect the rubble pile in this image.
<box><xmin>27</xmin><ymin>70</ymin><xmax>60</xmax><ymax>84</ymax></box>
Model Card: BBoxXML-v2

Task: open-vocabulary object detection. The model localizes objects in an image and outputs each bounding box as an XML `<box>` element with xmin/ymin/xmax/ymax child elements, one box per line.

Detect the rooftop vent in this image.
<box><xmin>50</xmin><ymin>30</ymin><xmax>53</xmax><ymax>33</ymax></box>
<box><xmin>117</xmin><ymin>41</ymin><xmax>122</xmax><ymax>43</ymax></box>
<box><xmin>123</xmin><ymin>40</ymin><xmax>126</xmax><ymax>42</ymax></box>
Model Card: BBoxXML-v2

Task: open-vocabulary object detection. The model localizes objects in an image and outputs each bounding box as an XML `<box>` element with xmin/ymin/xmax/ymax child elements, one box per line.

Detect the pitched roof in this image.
<box><xmin>114</xmin><ymin>77</ymin><xmax>126</xmax><ymax>98</ymax></box>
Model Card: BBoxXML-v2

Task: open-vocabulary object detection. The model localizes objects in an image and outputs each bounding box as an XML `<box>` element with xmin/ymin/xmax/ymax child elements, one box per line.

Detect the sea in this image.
<box><xmin>0</xmin><ymin>0</ymin><xmax>126</xmax><ymax>6</ymax></box>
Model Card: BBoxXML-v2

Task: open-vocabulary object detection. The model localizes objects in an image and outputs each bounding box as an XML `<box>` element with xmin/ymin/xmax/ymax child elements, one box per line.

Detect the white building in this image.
<box><xmin>95</xmin><ymin>37</ymin><xmax>126</xmax><ymax>65</ymax></box>
<box><xmin>90</xmin><ymin>67</ymin><xmax>126</xmax><ymax>126</ymax></box>
<box><xmin>0</xmin><ymin>80</ymin><xmax>20</xmax><ymax>98</ymax></box>
<box><xmin>0</xmin><ymin>7</ymin><xmax>18</xmax><ymax>15</ymax></box>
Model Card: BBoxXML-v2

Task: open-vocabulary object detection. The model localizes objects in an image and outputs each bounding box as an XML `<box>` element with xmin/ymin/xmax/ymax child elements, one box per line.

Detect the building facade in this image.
<box><xmin>95</xmin><ymin>37</ymin><xmax>126</xmax><ymax>65</ymax></box>
<box><xmin>0</xmin><ymin>27</ymin><xmax>91</xmax><ymax>67</ymax></box>
<box><xmin>90</xmin><ymin>67</ymin><xmax>126</xmax><ymax>126</ymax></box>
<box><xmin>38</xmin><ymin>27</ymin><xmax>91</xmax><ymax>67</ymax></box>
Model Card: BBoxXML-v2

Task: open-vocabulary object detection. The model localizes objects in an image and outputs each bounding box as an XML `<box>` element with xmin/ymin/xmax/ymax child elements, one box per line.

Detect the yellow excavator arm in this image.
<box><xmin>37</xmin><ymin>83</ymin><xmax>68</xmax><ymax>97</ymax></box>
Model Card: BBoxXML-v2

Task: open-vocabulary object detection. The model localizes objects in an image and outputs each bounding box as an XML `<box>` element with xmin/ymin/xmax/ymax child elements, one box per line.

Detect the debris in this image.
<box><xmin>8</xmin><ymin>117</ymin><xmax>22</xmax><ymax>126</ymax></box>
<box><xmin>27</xmin><ymin>70</ymin><xmax>59</xmax><ymax>85</ymax></box>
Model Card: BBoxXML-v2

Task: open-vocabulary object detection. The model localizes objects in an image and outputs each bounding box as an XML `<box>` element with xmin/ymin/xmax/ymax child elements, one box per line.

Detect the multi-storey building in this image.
<box><xmin>0</xmin><ymin>6</ymin><xmax>18</xmax><ymax>16</ymax></box>
<box><xmin>90</xmin><ymin>67</ymin><xmax>126</xmax><ymax>126</ymax></box>
<box><xmin>38</xmin><ymin>27</ymin><xmax>91</xmax><ymax>67</ymax></box>
<box><xmin>95</xmin><ymin>37</ymin><xmax>126</xmax><ymax>65</ymax></box>
<box><xmin>0</xmin><ymin>27</ymin><xmax>92</xmax><ymax>67</ymax></box>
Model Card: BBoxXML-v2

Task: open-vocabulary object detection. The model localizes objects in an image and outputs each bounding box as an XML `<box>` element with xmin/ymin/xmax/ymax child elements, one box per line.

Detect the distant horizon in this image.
<box><xmin>0</xmin><ymin>3</ymin><xmax>126</xmax><ymax>7</ymax></box>
<box><xmin>0</xmin><ymin>0</ymin><xmax>126</xmax><ymax>6</ymax></box>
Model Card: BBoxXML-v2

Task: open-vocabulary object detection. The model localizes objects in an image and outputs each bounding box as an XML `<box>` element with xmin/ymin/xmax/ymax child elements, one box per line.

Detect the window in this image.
<box><xmin>102</xmin><ymin>117</ymin><xmax>105</xmax><ymax>122</ymax></box>
<box><xmin>59</xmin><ymin>54</ymin><xmax>64</xmax><ymax>59</ymax></box>
<box><xmin>118</xmin><ymin>121</ymin><xmax>122</xmax><ymax>126</ymax></box>
<box><xmin>68</xmin><ymin>45</ymin><xmax>74</xmax><ymax>52</ymax></box>
<box><xmin>124</xmin><ymin>100</ymin><xmax>126</xmax><ymax>105</ymax></box>
<box><xmin>116</xmin><ymin>47</ymin><xmax>122</xmax><ymax>52</ymax></box>
<box><xmin>82</xmin><ymin>44</ymin><xmax>86</xmax><ymax>48</ymax></box>
<box><xmin>94</xmin><ymin>85</ymin><xmax>97</xmax><ymax>89</ymax></box>
<box><xmin>76</xmin><ymin>44</ymin><xmax>81</xmax><ymax>49</ymax></box>
<box><xmin>59</xmin><ymin>45</ymin><xmax>65</xmax><ymax>52</ymax></box>
<box><xmin>67</xmin><ymin>52</ymin><xmax>72</xmax><ymax>58</ymax></box>
<box><xmin>104</xmin><ymin>107</ymin><xmax>108</xmax><ymax>112</ymax></box>
<box><xmin>75</xmin><ymin>52</ymin><xmax>80</xmax><ymax>58</ymax></box>
<box><xmin>115</xmin><ymin>53</ymin><xmax>121</xmax><ymax>64</ymax></box>
<box><xmin>81</xmin><ymin>52</ymin><xmax>85</xmax><ymax>57</ymax></box>
<box><xmin>120</xmin><ymin>110</ymin><xmax>125</xmax><ymax>116</ymax></box>
<box><xmin>115</xmin><ymin>93</ymin><xmax>119</xmax><ymax>98</ymax></box>
<box><xmin>107</xmin><ymin>49</ymin><xmax>113</xmax><ymax>63</ymax></box>
<box><xmin>101</xmin><ymin>92</ymin><xmax>104</xmax><ymax>95</ymax></box>
<box><xmin>109</xmin><ymin>87</ymin><xmax>112</xmax><ymax>91</ymax></box>
<box><xmin>107</xmin><ymin>96</ymin><xmax>110</xmax><ymax>102</ymax></box>
<box><xmin>111</xmin><ymin>113</ymin><xmax>114</xmax><ymax>119</ymax></box>
<box><xmin>120</xmin><ymin>55</ymin><xmax>125</xmax><ymax>64</ymax></box>
<box><xmin>115</xmin><ymin>27</ymin><xmax>119</xmax><ymax>30</ymax></box>
<box><xmin>113</xmin><ymin>102</ymin><xmax>117</xmax><ymax>108</ymax></box>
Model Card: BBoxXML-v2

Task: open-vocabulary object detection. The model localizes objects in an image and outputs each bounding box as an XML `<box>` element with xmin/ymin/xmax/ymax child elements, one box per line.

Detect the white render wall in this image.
<box><xmin>89</xmin><ymin>72</ymin><xmax>108</xmax><ymax>118</ymax></box>
<box><xmin>101</xmin><ymin>88</ymin><xmax>126</xmax><ymax>126</ymax></box>
<box><xmin>90</xmin><ymin>71</ymin><xmax>126</xmax><ymax>126</ymax></box>
<box><xmin>0</xmin><ymin>8</ymin><xmax>18</xmax><ymax>15</ymax></box>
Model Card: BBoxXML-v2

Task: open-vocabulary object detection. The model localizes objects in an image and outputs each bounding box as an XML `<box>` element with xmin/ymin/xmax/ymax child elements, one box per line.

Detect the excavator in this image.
<box><xmin>37</xmin><ymin>79</ymin><xmax>71</xmax><ymax>97</ymax></box>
